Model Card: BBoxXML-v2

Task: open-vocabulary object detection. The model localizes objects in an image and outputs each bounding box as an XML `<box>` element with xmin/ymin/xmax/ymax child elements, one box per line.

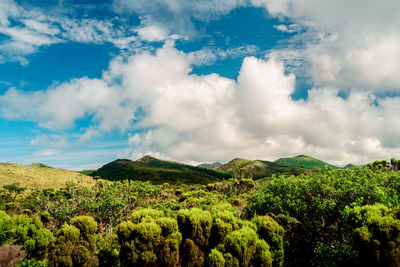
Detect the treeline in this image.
<box><xmin>2</xmin><ymin>165</ymin><xmax>400</xmax><ymax>266</ymax></box>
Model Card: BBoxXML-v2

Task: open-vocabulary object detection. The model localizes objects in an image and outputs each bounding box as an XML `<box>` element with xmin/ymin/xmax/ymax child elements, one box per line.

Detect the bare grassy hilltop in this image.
<box><xmin>0</xmin><ymin>163</ymin><xmax>95</xmax><ymax>191</ymax></box>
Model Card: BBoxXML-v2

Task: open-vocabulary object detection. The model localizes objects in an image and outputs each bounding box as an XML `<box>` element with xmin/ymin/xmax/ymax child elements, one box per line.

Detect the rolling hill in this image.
<box><xmin>215</xmin><ymin>158</ymin><xmax>305</xmax><ymax>178</ymax></box>
<box><xmin>0</xmin><ymin>163</ymin><xmax>95</xmax><ymax>192</ymax></box>
<box><xmin>91</xmin><ymin>155</ymin><xmax>231</xmax><ymax>184</ymax></box>
<box><xmin>274</xmin><ymin>155</ymin><xmax>339</xmax><ymax>170</ymax></box>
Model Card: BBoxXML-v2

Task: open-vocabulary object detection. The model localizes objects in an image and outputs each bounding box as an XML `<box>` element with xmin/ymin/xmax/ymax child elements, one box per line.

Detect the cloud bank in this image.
<box><xmin>2</xmin><ymin>41</ymin><xmax>400</xmax><ymax>165</ymax></box>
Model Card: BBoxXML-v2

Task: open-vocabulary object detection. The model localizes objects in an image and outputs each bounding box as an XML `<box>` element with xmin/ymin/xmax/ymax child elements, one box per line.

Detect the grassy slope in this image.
<box><xmin>0</xmin><ymin>163</ymin><xmax>95</xmax><ymax>192</ymax></box>
<box><xmin>274</xmin><ymin>155</ymin><xmax>339</xmax><ymax>170</ymax></box>
<box><xmin>216</xmin><ymin>158</ymin><xmax>305</xmax><ymax>178</ymax></box>
<box><xmin>92</xmin><ymin>156</ymin><xmax>230</xmax><ymax>184</ymax></box>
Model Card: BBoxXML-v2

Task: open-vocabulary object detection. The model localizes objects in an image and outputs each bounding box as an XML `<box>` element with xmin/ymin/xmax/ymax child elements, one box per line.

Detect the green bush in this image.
<box><xmin>118</xmin><ymin>209</ymin><xmax>182</xmax><ymax>267</ymax></box>
<box><xmin>206</xmin><ymin>249</ymin><xmax>225</xmax><ymax>267</ymax></box>
<box><xmin>48</xmin><ymin>216</ymin><xmax>98</xmax><ymax>267</ymax></box>
<box><xmin>346</xmin><ymin>204</ymin><xmax>400</xmax><ymax>266</ymax></box>
<box><xmin>97</xmin><ymin>233</ymin><xmax>120</xmax><ymax>267</ymax></box>
<box><xmin>245</xmin><ymin>167</ymin><xmax>400</xmax><ymax>266</ymax></box>
<box><xmin>252</xmin><ymin>215</ymin><xmax>284</xmax><ymax>267</ymax></box>
<box><xmin>177</xmin><ymin>208</ymin><xmax>212</xmax><ymax>248</ymax></box>
<box><xmin>0</xmin><ymin>211</ymin><xmax>52</xmax><ymax>260</ymax></box>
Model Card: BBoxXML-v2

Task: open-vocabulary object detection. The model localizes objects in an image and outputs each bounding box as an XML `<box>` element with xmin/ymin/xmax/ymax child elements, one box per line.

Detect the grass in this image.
<box><xmin>0</xmin><ymin>163</ymin><xmax>96</xmax><ymax>192</ymax></box>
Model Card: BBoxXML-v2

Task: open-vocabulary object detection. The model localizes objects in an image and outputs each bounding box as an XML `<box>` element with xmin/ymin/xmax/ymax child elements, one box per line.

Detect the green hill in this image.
<box><xmin>216</xmin><ymin>158</ymin><xmax>305</xmax><ymax>178</ymax></box>
<box><xmin>91</xmin><ymin>155</ymin><xmax>230</xmax><ymax>184</ymax></box>
<box><xmin>0</xmin><ymin>163</ymin><xmax>95</xmax><ymax>192</ymax></box>
<box><xmin>274</xmin><ymin>155</ymin><xmax>339</xmax><ymax>170</ymax></box>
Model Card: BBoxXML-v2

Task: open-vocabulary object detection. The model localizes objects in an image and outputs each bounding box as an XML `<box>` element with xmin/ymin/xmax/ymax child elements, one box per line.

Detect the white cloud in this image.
<box><xmin>250</xmin><ymin>0</ymin><xmax>400</xmax><ymax>92</ymax></box>
<box><xmin>273</xmin><ymin>24</ymin><xmax>299</xmax><ymax>33</ymax></box>
<box><xmin>0</xmin><ymin>0</ymin><xmax>141</xmax><ymax>64</ymax></box>
<box><xmin>137</xmin><ymin>25</ymin><xmax>168</xmax><ymax>42</ymax></box>
<box><xmin>2</xmin><ymin>43</ymin><xmax>400</xmax><ymax>165</ymax></box>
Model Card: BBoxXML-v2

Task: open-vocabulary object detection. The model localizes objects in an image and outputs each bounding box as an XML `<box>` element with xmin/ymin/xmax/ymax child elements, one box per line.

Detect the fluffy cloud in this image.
<box><xmin>251</xmin><ymin>0</ymin><xmax>400</xmax><ymax>92</ymax></box>
<box><xmin>137</xmin><ymin>25</ymin><xmax>169</xmax><ymax>42</ymax></box>
<box><xmin>2</xmin><ymin>43</ymin><xmax>400</xmax><ymax>165</ymax></box>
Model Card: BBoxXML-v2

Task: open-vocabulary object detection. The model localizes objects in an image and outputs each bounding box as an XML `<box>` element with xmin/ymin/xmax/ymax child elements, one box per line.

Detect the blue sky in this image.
<box><xmin>1</xmin><ymin>0</ymin><xmax>400</xmax><ymax>169</ymax></box>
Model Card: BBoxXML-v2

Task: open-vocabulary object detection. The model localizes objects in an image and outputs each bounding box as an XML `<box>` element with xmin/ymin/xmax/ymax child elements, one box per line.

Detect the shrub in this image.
<box><xmin>347</xmin><ymin>204</ymin><xmax>400</xmax><ymax>266</ymax></box>
<box><xmin>118</xmin><ymin>209</ymin><xmax>182</xmax><ymax>267</ymax></box>
<box><xmin>48</xmin><ymin>216</ymin><xmax>98</xmax><ymax>267</ymax></box>
<box><xmin>0</xmin><ymin>211</ymin><xmax>52</xmax><ymax>260</ymax></box>
<box><xmin>97</xmin><ymin>233</ymin><xmax>120</xmax><ymax>267</ymax></box>
<box><xmin>177</xmin><ymin>208</ymin><xmax>212</xmax><ymax>248</ymax></box>
<box><xmin>181</xmin><ymin>239</ymin><xmax>204</xmax><ymax>267</ymax></box>
<box><xmin>206</xmin><ymin>249</ymin><xmax>225</xmax><ymax>267</ymax></box>
<box><xmin>252</xmin><ymin>215</ymin><xmax>284</xmax><ymax>266</ymax></box>
<box><xmin>225</xmin><ymin>226</ymin><xmax>272</xmax><ymax>267</ymax></box>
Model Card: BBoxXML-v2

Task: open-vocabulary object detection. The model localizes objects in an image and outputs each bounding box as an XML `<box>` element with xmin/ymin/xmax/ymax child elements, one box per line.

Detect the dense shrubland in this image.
<box><xmin>2</xmin><ymin>163</ymin><xmax>400</xmax><ymax>266</ymax></box>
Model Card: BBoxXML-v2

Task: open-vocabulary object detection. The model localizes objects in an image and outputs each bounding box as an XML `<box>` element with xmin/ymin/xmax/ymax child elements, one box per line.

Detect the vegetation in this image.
<box><xmin>0</xmin><ymin>163</ymin><xmax>95</xmax><ymax>192</ymax></box>
<box><xmin>273</xmin><ymin>155</ymin><xmax>339</xmax><ymax>170</ymax></box>
<box><xmin>3</xmin><ymin>158</ymin><xmax>400</xmax><ymax>266</ymax></box>
<box><xmin>91</xmin><ymin>156</ymin><xmax>230</xmax><ymax>184</ymax></box>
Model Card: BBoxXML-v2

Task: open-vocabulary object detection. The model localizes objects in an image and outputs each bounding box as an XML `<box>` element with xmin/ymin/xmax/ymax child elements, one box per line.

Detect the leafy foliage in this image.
<box><xmin>49</xmin><ymin>216</ymin><xmax>98</xmax><ymax>267</ymax></box>
<box><xmin>0</xmin><ymin>211</ymin><xmax>52</xmax><ymax>260</ymax></box>
<box><xmin>245</xmin><ymin>166</ymin><xmax>400</xmax><ymax>266</ymax></box>
<box><xmin>118</xmin><ymin>209</ymin><xmax>182</xmax><ymax>267</ymax></box>
<box><xmin>4</xmin><ymin>161</ymin><xmax>400</xmax><ymax>266</ymax></box>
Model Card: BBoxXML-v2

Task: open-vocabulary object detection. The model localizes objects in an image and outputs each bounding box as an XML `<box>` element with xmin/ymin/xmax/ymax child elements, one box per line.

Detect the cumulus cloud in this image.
<box><xmin>2</xmin><ymin>43</ymin><xmax>400</xmax><ymax>165</ymax></box>
<box><xmin>251</xmin><ymin>0</ymin><xmax>400</xmax><ymax>92</ymax></box>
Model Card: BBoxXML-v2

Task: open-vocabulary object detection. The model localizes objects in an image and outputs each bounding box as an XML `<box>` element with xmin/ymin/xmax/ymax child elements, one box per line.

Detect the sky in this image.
<box><xmin>1</xmin><ymin>0</ymin><xmax>400</xmax><ymax>169</ymax></box>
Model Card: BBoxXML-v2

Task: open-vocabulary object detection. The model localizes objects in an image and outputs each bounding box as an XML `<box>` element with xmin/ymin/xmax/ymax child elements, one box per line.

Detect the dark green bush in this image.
<box><xmin>346</xmin><ymin>204</ymin><xmax>400</xmax><ymax>266</ymax></box>
<box><xmin>177</xmin><ymin>208</ymin><xmax>212</xmax><ymax>248</ymax></box>
<box><xmin>206</xmin><ymin>249</ymin><xmax>225</xmax><ymax>267</ymax></box>
<box><xmin>252</xmin><ymin>215</ymin><xmax>284</xmax><ymax>267</ymax></box>
<box><xmin>48</xmin><ymin>216</ymin><xmax>98</xmax><ymax>267</ymax></box>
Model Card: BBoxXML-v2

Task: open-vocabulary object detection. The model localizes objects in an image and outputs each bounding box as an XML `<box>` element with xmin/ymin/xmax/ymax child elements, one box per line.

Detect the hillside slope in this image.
<box><xmin>92</xmin><ymin>156</ymin><xmax>230</xmax><ymax>184</ymax></box>
<box><xmin>216</xmin><ymin>158</ymin><xmax>305</xmax><ymax>178</ymax></box>
<box><xmin>274</xmin><ymin>155</ymin><xmax>339</xmax><ymax>170</ymax></box>
<box><xmin>0</xmin><ymin>163</ymin><xmax>95</xmax><ymax>191</ymax></box>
